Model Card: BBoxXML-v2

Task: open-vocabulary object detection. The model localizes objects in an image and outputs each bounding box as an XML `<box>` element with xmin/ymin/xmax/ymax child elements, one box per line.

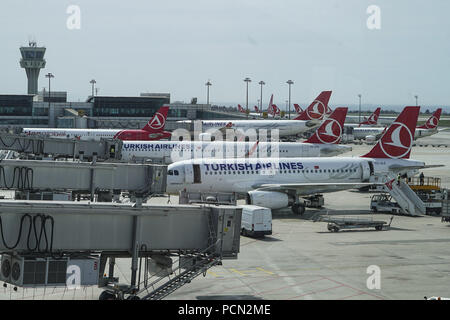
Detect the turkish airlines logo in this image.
<box><xmin>425</xmin><ymin>116</ymin><xmax>438</xmax><ymax>129</ymax></box>
<box><xmin>368</xmin><ymin>112</ymin><xmax>378</xmax><ymax>124</ymax></box>
<box><xmin>149</xmin><ymin>112</ymin><xmax>166</xmax><ymax>130</ymax></box>
<box><xmin>307</xmin><ymin>100</ymin><xmax>326</xmax><ymax>120</ymax></box>
<box><xmin>379</xmin><ymin>122</ymin><xmax>413</xmax><ymax>159</ymax></box>
<box><xmin>316</xmin><ymin>118</ymin><xmax>342</xmax><ymax>144</ymax></box>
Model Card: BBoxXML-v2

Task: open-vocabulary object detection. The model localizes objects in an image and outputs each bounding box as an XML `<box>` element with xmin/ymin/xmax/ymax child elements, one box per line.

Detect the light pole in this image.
<box><xmin>286</xmin><ymin>80</ymin><xmax>294</xmax><ymax>119</ymax></box>
<box><xmin>244</xmin><ymin>77</ymin><xmax>251</xmax><ymax>118</ymax></box>
<box><xmin>414</xmin><ymin>95</ymin><xmax>418</xmax><ymax>106</ymax></box>
<box><xmin>45</xmin><ymin>73</ymin><xmax>54</xmax><ymax>109</ymax></box>
<box><xmin>358</xmin><ymin>94</ymin><xmax>362</xmax><ymax>123</ymax></box>
<box><xmin>205</xmin><ymin>80</ymin><xmax>212</xmax><ymax>105</ymax></box>
<box><xmin>90</xmin><ymin>79</ymin><xmax>96</xmax><ymax>97</ymax></box>
<box><xmin>258</xmin><ymin>81</ymin><xmax>265</xmax><ymax>115</ymax></box>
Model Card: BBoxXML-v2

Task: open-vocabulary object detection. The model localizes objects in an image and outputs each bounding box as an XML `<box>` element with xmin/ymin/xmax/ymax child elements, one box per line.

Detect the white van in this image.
<box><xmin>239</xmin><ymin>205</ymin><xmax>272</xmax><ymax>237</ymax></box>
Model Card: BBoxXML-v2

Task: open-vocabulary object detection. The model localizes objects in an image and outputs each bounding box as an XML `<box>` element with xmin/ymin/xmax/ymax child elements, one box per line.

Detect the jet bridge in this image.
<box><xmin>0</xmin><ymin>132</ymin><xmax>122</xmax><ymax>161</ymax></box>
<box><xmin>0</xmin><ymin>159</ymin><xmax>166</xmax><ymax>201</ymax></box>
<box><xmin>0</xmin><ymin>201</ymin><xmax>241</xmax><ymax>300</ymax></box>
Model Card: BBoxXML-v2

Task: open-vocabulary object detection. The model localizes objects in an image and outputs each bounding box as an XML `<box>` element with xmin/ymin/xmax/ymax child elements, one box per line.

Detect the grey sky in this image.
<box><xmin>1</xmin><ymin>0</ymin><xmax>449</xmax><ymax>110</ymax></box>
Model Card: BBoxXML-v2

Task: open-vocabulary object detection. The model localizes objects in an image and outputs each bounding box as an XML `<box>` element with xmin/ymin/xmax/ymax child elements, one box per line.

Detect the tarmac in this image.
<box><xmin>0</xmin><ymin>130</ymin><xmax>449</xmax><ymax>300</ymax></box>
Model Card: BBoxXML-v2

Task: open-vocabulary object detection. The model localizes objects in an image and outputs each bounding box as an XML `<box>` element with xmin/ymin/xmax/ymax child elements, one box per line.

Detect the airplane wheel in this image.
<box><xmin>99</xmin><ymin>290</ymin><xmax>117</xmax><ymax>300</ymax></box>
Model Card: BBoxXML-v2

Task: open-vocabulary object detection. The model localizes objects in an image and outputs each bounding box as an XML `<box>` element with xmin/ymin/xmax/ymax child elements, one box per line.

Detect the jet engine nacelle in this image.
<box><xmin>246</xmin><ymin>191</ymin><xmax>294</xmax><ymax>209</ymax></box>
<box><xmin>365</xmin><ymin>135</ymin><xmax>376</xmax><ymax>144</ymax></box>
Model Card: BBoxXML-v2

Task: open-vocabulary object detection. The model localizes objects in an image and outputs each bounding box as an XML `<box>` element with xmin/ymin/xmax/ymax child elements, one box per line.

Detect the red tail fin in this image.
<box><xmin>254</xmin><ymin>105</ymin><xmax>259</xmax><ymax>112</ymax></box>
<box><xmin>417</xmin><ymin>108</ymin><xmax>441</xmax><ymax>129</ymax></box>
<box><xmin>238</xmin><ymin>104</ymin><xmax>246</xmax><ymax>113</ymax></box>
<box><xmin>267</xmin><ymin>94</ymin><xmax>274</xmax><ymax>115</ymax></box>
<box><xmin>294</xmin><ymin>104</ymin><xmax>302</xmax><ymax>114</ymax></box>
<box><xmin>359</xmin><ymin>107</ymin><xmax>381</xmax><ymax>126</ymax></box>
<box><xmin>142</xmin><ymin>105</ymin><xmax>169</xmax><ymax>132</ymax></box>
<box><xmin>361</xmin><ymin>106</ymin><xmax>420</xmax><ymax>159</ymax></box>
<box><xmin>272</xmin><ymin>104</ymin><xmax>280</xmax><ymax>115</ymax></box>
<box><xmin>304</xmin><ymin>107</ymin><xmax>348</xmax><ymax>144</ymax></box>
<box><xmin>294</xmin><ymin>91</ymin><xmax>332</xmax><ymax>120</ymax></box>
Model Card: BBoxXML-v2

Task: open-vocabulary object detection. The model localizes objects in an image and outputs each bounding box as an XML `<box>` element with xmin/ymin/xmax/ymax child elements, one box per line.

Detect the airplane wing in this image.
<box><xmin>388</xmin><ymin>164</ymin><xmax>445</xmax><ymax>172</ymax></box>
<box><xmin>252</xmin><ymin>182</ymin><xmax>378</xmax><ymax>196</ymax></box>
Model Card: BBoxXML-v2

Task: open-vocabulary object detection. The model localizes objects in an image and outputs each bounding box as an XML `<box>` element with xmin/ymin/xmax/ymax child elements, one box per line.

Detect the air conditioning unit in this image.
<box><xmin>0</xmin><ymin>254</ymin><xmax>13</xmax><ymax>283</ymax></box>
<box><xmin>11</xmin><ymin>256</ymin><xmax>48</xmax><ymax>287</ymax></box>
<box><xmin>2</xmin><ymin>255</ymin><xmax>99</xmax><ymax>287</ymax></box>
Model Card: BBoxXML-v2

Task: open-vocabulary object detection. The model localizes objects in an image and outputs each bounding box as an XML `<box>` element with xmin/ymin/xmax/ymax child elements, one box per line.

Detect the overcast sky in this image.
<box><xmin>1</xmin><ymin>0</ymin><xmax>449</xmax><ymax>110</ymax></box>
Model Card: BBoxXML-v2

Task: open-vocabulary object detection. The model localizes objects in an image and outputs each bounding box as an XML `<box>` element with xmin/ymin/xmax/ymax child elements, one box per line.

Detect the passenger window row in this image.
<box><xmin>204</xmin><ymin>168</ymin><xmax>358</xmax><ymax>175</ymax></box>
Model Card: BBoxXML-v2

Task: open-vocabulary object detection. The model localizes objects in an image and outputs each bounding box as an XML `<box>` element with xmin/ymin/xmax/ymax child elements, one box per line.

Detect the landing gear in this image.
<box><xmin>99</xmin><ymin>290</ymin><xmax>117</xmax><ymax>300</ymax></box>
<box><xmin>291</xmin><ymin>203</ymin><xmax>305</xmax><ymax>215</ymax></box>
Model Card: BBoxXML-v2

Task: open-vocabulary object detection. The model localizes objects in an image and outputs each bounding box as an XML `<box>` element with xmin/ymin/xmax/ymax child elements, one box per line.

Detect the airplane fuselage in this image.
<box><xmin>121</xmin><ymin>140</ymin><xmax>352</xmax><ymax>163</ymax></box>
<box><xmin>23</xmin><ymin>128</ymin><xmax>171</xmax><ymax>141</ymax></box>
<box><xmin>166</xmin><ymin>157</ymin><xmax>424</xmax><ymax>194</ymax></box>
<box><xmin>177</xmin><ymin>119</ymin><xmax>319</xmax><ymax>137</ymax></box>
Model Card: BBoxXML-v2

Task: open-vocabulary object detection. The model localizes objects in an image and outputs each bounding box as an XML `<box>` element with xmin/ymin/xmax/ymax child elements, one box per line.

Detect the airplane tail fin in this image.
<box><xmin>304</xmin><ymin>107</ymin><xmax>348</xmax><ymax>144</ymax></box>
<box><xmin>272</xmin><ymin>104</ymin><xmax>280</xmax><ymax>115</ymax></box>
<box><xmin>359</xmin><ymin>107</ymin><xmax>381</xmax><ymax>126</ymax></box>
<box><xmin>361</xmin><ymin>106</ymin><xmax>420</xmax><ymax>159</ymax></box>
<box><xmin>267</xmin><ymin>94</ymin><xmax>274</xmax><ymax>115</ymax></box>
<box><xmin>417</xmin><ymin>108</ymin><xmax>442</xmax><ymax>129</ymax></box>
<box><xmin>238</xmin><ymin>104</ymin><xmax>246</xmax><ymax>113</ymax></box>
<box><xmin>294</xmin><ymin>91</ymin><xmax>332</xmax><ymax>120</ymax></box>
<box><xmin>294</xmin><ymin>104</ymin><xmax>302</xmax><ymax>114</ymax></box>
<box><xmin>142</xmin><ymin>105</ymin><xmax>169</xmax><ymax>132</ymax></box>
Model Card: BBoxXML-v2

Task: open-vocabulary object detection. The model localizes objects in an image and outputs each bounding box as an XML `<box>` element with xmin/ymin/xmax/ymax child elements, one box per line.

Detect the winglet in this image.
<box><xmin>361</xmin><ymin>106</ymin><xmax>420</xmax><ymax>159</ymax></box>
<box><xmin>294</xmin><ymin>91</ymin><xmax>332</xmax><ymax>120</ymax></box>
<box><xmin>417</xmin><ymin>108</ymin><xmax>442</xmax><ymax>129</ymax></box>
<box><xmin>142</xmin><ymin>105</ymin><xmax>169</xmax><ymax>132</ymax></box>
<box><xmin>304</xmin><ymin>107</ymin><xmax>348</xmax><ymax>144</ymax></box>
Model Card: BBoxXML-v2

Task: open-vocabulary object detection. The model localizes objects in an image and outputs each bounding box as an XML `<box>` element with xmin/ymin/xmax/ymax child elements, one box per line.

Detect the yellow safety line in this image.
<box><xmin>256</xmin><ymin>267</ymin><xmax>275</xmax><ymax>275</ymax></box>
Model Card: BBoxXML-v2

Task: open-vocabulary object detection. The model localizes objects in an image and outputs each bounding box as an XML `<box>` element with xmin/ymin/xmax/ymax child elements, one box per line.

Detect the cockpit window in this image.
<box><xmin>168</xmin><ymin>170</ymin><xmax>173</xmax><ymax>175</ymax></box>
<box><xmin>174</xmin><ymin>170</ymin><xmax>179</xmax><ymax>176</ymax></box>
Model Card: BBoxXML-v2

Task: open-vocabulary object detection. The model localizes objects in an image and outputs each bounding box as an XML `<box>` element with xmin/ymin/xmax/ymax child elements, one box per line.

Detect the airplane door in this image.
<box><xmin>184</xmin><ymin>164</ymin><xmax>194</xmax><ymax>184</ymax></box>
<box><xmin>184</xmin><ymin>164</ymin><xmax>202</xmax><ymax>184</ymax></box>
<box><xmin>193</xmin><ymin>164</ymin><xmax>201</xmax><ymax>183</ymax></box>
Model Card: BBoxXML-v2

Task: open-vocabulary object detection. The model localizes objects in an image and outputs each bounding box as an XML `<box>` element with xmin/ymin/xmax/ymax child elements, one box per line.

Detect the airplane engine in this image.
<box><xmin>246</xmin><ymin>191</ymin><xmax>294</xmax><ymax>209</ymax></box>
<box><xmin>365</xmin><ymin>135</ymin><xmax>376</xmax><ymax>144</ymax></box>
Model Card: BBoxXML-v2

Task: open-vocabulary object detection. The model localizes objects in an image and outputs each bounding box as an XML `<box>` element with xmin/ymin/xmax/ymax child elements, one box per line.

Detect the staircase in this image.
<box><xmin>135</xmin><ymin>252</ymin><xmax>221</xmax><ymax>300</ymax></box>
<box><xmin>383</xmin><ymin>177</ymin><xmax>425</xmax><ymax>216</ymax></box>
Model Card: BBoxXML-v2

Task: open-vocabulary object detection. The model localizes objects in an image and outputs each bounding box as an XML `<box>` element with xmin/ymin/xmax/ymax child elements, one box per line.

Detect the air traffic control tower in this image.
<box><xmin>20</xmin><ymin>41</ymin><xmax>46</xmax><ymax>94</ymax></box>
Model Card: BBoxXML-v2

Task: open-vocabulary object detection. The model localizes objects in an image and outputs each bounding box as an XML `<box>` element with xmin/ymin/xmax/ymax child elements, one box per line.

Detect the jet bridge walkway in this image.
<box><xmin>0</xmin><ymin>201</ymin><xmax>241</xmax><ymax>300</ymax></box>
<box><xmin>0</xmin><ymin>159</ymin><xmax>166</xmax><ymax>201</ymax></box>
<box><xmin>0</xmin><ymin>132</ymin><xmax>122</xmax><ymax>161</ymax></box>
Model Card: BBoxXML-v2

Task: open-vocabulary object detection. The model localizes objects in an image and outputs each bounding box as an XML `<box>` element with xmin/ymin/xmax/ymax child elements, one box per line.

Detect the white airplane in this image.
<box><xmin>121</xmin><ymin>107</ymin><xmax>352</xmax><ymax>163</ymax></box>
<box><xmin>352</xmin><ymin>108</ymin><xmax>442</xmax><ymax>141</ymax></box>
<box><xmin>167</xmin><ymin>106</ymin><xmax>441</xmax><ymax>214</ymax></box>
<box><xmin>177</xmin><ymin>91</ymin><xmax>333</xmax><ymax>138</ymax></box>
<box><xmin>23</xmin><ymin>106</ymin><xmax>171</xmax><ymax>141</ymax></box>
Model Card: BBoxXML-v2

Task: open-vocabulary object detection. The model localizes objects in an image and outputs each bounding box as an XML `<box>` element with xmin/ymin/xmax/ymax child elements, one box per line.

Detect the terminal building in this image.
<box><xmin>0</xmin><ymin>93</ymin><xmax>248</xmax><ymax>130</ymax></box>
<box><xmin>0</xmin><ymin>41</ymin><xmax>251</xmax><ymax>130</ymax></box>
